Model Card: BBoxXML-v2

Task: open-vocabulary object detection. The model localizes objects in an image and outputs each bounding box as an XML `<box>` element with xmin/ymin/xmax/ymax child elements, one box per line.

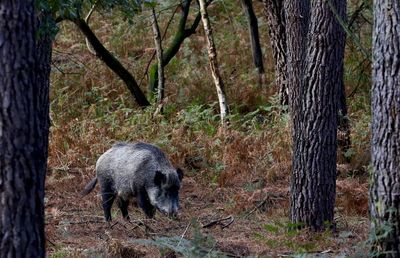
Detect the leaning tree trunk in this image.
<box><xmin>370</xmin><ymin>0</ymin><xmax>400</xmax><ymax>256</ymax></box>
<box><xmin>199</xmin><ymin>0</ymin><xmax>229</xmax><ymax>126</ymax></box>
<box><xmin>70</xmin><ymin>18</ymin><xmax>150</xmax><ymax>107</ymax></box>
<box><xmin>240</xmin><ymin>0</ymin><xmax>265</xmax><ymax>86</ymax></box>
<box><xmin>262</xmin><ymin>0</ymin><xmax>288</xmax><ymax>105</ymax></box>
<box><xmin>287</xmin><ymin>0</ymin><xmax>346</xmax><ymax>231</ymax></box>
<box><xmin>0</xmin><ymin>0</ymin><xmax>49</xmax><ymax>256</ymax></box>
<box><xmin>151</xmin><ymin>8</ymin><xmax>165</xmax><ymax>107</ymax></box>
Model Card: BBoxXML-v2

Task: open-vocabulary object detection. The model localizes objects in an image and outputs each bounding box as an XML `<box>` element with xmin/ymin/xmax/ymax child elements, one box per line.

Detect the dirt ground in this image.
<box><xmin>45</xmin><ymin>166</ymin><xmax>370</xmax><ymax>257</ymax></box>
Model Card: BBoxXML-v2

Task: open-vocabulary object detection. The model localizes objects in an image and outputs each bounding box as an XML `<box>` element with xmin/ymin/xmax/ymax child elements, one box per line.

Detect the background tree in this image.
<box><xmin>0</xmin><ymin>0</ymin><xmax>50</xmax><ymax>256</ymax></box>
<box><xmin>262</xmin><ymin>0</ymin><xmax>288</xmax><ymax>105</ymax></box>
<box><xmin>285</xmin><ymin>0</ymin><xmax>346</xmax><ymax>230</ymax></box>
<box><xmin>369</xmin><ymin>0</ymin><xmax>400</xmax><ymax>255</ymax></box>
<box><xmin>150</xmin><ymin>6</ymin><xmax>165</xmax><ymax>108</ymax></box>
<box><xmin>147</xmin><ymin>0</ymin><xmax>211</xmax><ymax>95</ymax></box>
<box><xmin>240</xmin><ymin>0</ymin><xmax>265</xmax><ymax>86</ymax></box>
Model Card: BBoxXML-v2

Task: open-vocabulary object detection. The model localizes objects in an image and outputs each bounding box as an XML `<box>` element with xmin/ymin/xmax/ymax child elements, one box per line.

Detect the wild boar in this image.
<box><xmin>81</xmin><ymin>142</ymin><xmax>183</xmax><ymax>221</ymax></box>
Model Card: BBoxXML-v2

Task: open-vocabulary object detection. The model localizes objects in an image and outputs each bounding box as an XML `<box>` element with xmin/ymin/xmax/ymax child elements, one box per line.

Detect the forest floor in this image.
<box><xmin>45</xmin><ymin>164</ymin><xmax>370</xmax><ymax>257</ymax></box>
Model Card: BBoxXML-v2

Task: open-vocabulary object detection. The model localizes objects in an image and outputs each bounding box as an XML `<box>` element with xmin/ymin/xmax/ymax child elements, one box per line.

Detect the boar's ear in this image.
<box><xmin>154</xmin><ymin>170</ymin><xmax>166</xmax><ymax>186</ymax></box>
<box><xmin>176</xmin><ymin>168</ymin><xmax>184</xmax><ymax>182</ymax></box>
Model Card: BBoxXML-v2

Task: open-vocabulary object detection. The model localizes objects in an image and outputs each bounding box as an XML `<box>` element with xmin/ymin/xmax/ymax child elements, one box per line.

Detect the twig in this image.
<box><xmin>177</xmin><ymin>222</ymin><xmax>191</xmax><ymax>247</ymax></box>
<box><xmin>201</xmin><ymin>215</ymin><xmax>234</xmax><ymax>229</ymax></box>
<box><xmin>221</xmin><ymin>216</ymin><xmax>234</xmax><ymax>229</ymax></box>
<box><xmin>139</xmin><ymin>5</ymin><xmax>180</xmax><ymax>87</ymax></box>
<box><xmin>126</xmin><ymin>218</ymin><xmax>155</xmax><ymax>234</ymax></box>
<box><xmin>59</xmin><ymin>220</ymin><xmax>104</xmax><ymax>225</ymax></box>
<box><xmin>46</xmin><ymin>237</ymin><xmax>57</xmax><ymax>247</ymax></box>
<box><xmin>243</xmin><ymin>198</ymin><xmax>268</xmax><ymax>219</ymax></box>
<box><xmin>109</xmin><ymin>221</ymin><xmax>119</xmax><ymax>229</ymax></box>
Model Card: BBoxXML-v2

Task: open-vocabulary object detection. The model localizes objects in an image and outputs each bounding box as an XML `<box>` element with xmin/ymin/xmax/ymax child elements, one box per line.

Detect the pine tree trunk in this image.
<box><xmin>286</xmin><ymin>0</ymin><xmax>346</xmax><ymax>231</ymax></box>
<box><xmin>262</xmin><ymin>0</ymin><xmax>288</xmax><ymax>105</ymax></box>
<box><xmin>284</xmin><ymin>0</ymin><xmax>309</xmax><ymax>115</ymax></box>
<box><xmin>241</xmin><ymin>0</ymin><xmax>265</xmax><ymax>86</ymax></box>
<box><xmin>0</xmin><ymin>0</ymin><xmax>48</xmax><ymax>256</ymax></box>
<box><xmin>199</xmin><ymin>0</ymin><xmax>229</xmax><ymax>126</ymax></box>
<box><xmin>370</xmin><ymin>0</ymin><xmax>400</xmax><ymax>256</ymax></box>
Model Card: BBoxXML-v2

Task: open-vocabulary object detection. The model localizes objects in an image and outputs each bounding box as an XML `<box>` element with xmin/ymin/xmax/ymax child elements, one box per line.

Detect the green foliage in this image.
<box><xmin>130</xmin><ymin>221</ymin><xmax>229</xmax><ymax>257</ymax></box>
<box><xmin>254</xmin><ymin>220</ymin><xmax>326</xmax><ymax>255</ymax></box>
<box><xmin>48</xmin><ymin>0</ymin><xmax>84</xmax><ymax>19</ymax></box>
<box><xmin>50</xmin><ymin>248</ymin><xmax>69</xmax><ymax>258</ymax></box>
<box><xmin>176</xmin><ymin>103</ymin><xmax>220</xmax><ymax>136</ymax></box>
<box><xmin>368</xmin><ymin>208</ymin><xmax>398</xmax><ymax>257</ymax></box>
<box><xmin>38</xmin><ymin>0</ymin><xmax>142</xmax><ymax>21</ymax></box>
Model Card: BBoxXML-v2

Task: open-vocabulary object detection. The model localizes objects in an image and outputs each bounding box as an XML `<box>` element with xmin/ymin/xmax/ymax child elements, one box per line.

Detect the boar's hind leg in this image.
<box><xmin>138</xmin><ymin>190</ymin><xmax>156</xmax><ymax>218</ymax></box>
<box><xmin>117</xmin><ymin>197</ymin><xmax>130</xmax><ymax>220</ymax></box>
<box><xmin>101</xmin><ymin>184</ymin><xmax>116</xmax><ymax>222</ymax></box>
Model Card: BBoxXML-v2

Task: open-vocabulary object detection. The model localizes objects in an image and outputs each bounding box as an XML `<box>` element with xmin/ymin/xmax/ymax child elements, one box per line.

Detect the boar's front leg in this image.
<box><xmin>117</xmin><ymin>197</ymin><xmax>130</xmax><ymax>220</ymax></box>
<box><xmin>138</xmin><ymin>190</ymin><xmax>156</xmax><ymax>218</ymax></box>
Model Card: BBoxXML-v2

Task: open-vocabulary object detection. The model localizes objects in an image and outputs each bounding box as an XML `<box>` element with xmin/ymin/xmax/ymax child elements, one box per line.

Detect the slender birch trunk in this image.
<box><xmin>198</xmin><ymin>0</ymin><xmax>229</xmax><ymax>126</ymax></box>
<box><xmin>151</xmin><ymin>8</ymin><xmax>165</xmax><ymax>108</ymax></box>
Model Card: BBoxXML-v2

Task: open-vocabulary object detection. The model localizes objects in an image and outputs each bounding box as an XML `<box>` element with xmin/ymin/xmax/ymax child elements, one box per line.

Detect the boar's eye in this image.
<box><xmin>169</xmin><ymin>185</ymin><xmax>180</xmax><ymax>195</ymax></box>
<box><xmin>154</xmin><ymin>170</ymin><xmax>166</xmax><ymax>186</ymax></box>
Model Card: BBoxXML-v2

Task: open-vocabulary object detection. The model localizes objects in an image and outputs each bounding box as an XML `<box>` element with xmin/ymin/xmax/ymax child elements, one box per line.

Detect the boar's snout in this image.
<box><xmin>156</xmin><ymin>202</ymin><xmax>179</xmax><ymax>218</ymax></box>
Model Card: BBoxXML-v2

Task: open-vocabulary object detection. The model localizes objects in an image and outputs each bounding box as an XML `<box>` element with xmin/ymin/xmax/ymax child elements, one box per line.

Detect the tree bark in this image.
<box><xmin>284</xmin><ymin>0</ymin><xmax>310</xmax><ymax>115</ymax></box>
<box><xmin>262</xmin><ymin>0</ymin><xmax>287</xmax><ymax>104</ymax></box>
<box><xmin>151</xmin><ymin>8</ymin><xmax>165</xmax><ymax>106</ymax></box>
<box><xmin>241</xmin><ymin>0</ymin><xmax>265</xmax><ymax>86</ymax></box>
<box><xmin>199</xmin><ymin>0</ymin><xmax>229</xmax><ymax>126</ymax></box>
<box><xmin>370</xmin><ymin>0</ymin><xmax>400</xmax><ymax>256</ymax></box>
<box><xmin>70</xmin><ymin>18</ymin><xmax>150</xmax><ymax>107</ymax></box>
<box><xmin>287</xmin><ymin>0</ymin><xmax>346</xmax><ymax>231</ymax></box>
<box><xmin>0</xmin><ymin>0</ymin><xmax>48</xmax><ymax>256</ymax></box>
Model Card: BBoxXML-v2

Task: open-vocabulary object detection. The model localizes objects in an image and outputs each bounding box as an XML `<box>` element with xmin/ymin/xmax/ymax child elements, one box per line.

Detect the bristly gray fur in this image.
<box><xmin>83</xmin><ymin>142</ymin><xmax>183</xmax><ymax>221</ymax></box>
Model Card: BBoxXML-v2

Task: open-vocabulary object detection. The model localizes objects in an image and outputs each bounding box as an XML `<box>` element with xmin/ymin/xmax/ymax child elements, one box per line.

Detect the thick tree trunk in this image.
<box><xmin>199</xmin><ymin>0</ymin><xmax>229</xmax><ymax>126</ymax></box>
<box><xmin>151</xmin><ymin>8</ymin><xmax>165</xmax><ymax>106</ymax></box>
<box><xmin>287</xmin><ymin>0</ymin><xmax>346</xmax><ymax>230</ymax></box>
<box><xmin>262</xmin><ymin>0</ymin><xmax>288</xmax><ymax>105</ymax></box>
<box><xmin>0</xmin><ymin>0</ymin><xmax>48</xmax><ymax>256</ymax></box>
<box><xmin>370</xmin><ymin>0</ymin><xmax>400</xmax><ymax>256</ymax></box>
<box><xmin>71</xmin><ymin>18</ymin><xmax>150</xmax><ymax>107</ymax></box>
<box><xmin>284</xmin><ymin>0</ymin><xmax>309</xmax><ymax>114</ymax></box>
<box><xmin>34</xmin><ymin>13</ymin><xmax>54</xmax><ymax>257</ymax></box>
<box><xmin>37</xmin><ymin>12</ymin><xmax>53</xmax><ymax>162</ymax></box>
<box><xmin>241</xmin><ymin>0</ymin><xmax>265</xmax><ymax>86</ymax></box>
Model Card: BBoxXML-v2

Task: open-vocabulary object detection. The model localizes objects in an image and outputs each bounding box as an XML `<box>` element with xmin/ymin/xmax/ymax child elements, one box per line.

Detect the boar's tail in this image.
<box><xmin>81</xmin><ymin>177</ymin><xmax>98</xmax><ymax>197</ymax></box>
